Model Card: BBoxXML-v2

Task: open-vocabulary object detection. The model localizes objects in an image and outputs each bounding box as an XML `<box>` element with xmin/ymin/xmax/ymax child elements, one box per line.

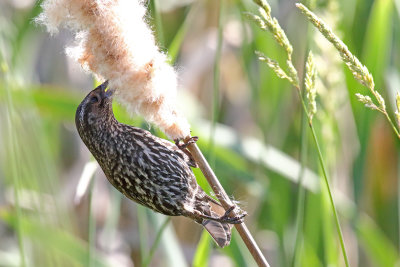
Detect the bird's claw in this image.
<box><xmin>219</xmin><ymin>205</ymin><xmax>247</xmax><ymax>224</ymax></box>
<box><xmin>175</xmin><ymin>136</ymin><xmax>199</xmax><ymax>167</ymax></box>
<box><xmin>175</xmin><ymin>136</ymin><xmax>199</xmax><ymax>150</ymax></box>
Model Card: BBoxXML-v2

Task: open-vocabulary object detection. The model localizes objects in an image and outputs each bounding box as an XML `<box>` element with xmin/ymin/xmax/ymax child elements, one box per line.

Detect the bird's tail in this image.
<box><xmin>201</xmin><ymin>198</ymin><xmax>233</xmax><ymax>248</ymax></box>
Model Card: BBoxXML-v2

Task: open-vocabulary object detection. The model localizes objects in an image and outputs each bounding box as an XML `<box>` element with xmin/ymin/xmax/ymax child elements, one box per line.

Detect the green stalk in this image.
<box><xmin>4</xmin><ymin>67</ymin><xmax>26</xmax><ymax>267</ymax></box>
<box><xmin>293</xmin><ymin>9</ymin><xmax>311</xmax><ymax>265</ymax></box>
<box><xmin>308</xmin><ymin>124</ymin><xmax>349</xmax><ymax>267</ymax></box>
<box><xmin>150</xmin><ymin>0</ymin><xmax>165</xmax><ymax>48</ymax></box>
<box><xmin>8</xmin><ymin>117</ymin><xmax>26</xmax><ymax>267</ymax></box>
<box><xmin>88</xmin><ymin>171</ymin><xmax>96</xmax><ymax>267</ymax></box>
<box><xmin>382</xmin><ymin>110</ymin><xmax>400</xmax><ymax>139</ymax></box>
<box><xmin>137</xmin><ymin>206</ymin><xmax>149</xmax><ymax>267</ymax></box>
<box><xmin>297</xmin><ymin>91</ymin><xmax>350</xmax><ymax>267</ymax></box>
<box><xmin>398</xmin><ymin>153</ymin><xmax>400</xmax><ymax>254</ymax></box>
<box><xmin>103</xmin><ymin>188</ymin><xmax>122</xmax><ymax>251</ymax></box>
<box><xmin>209</xmin><ymin>0</ymin><xmax>225</xmax><ymax>165</ymax></box>
<box><xmin>142</xmin><ymin>217</ymin><xmax>171</xmax><ymax>267</ymax></box>
<box><xmin>167</xmin><ymin>4</ymin><xmax>198</xmax><ymax>64</ymax></box>
<box><xmin>292</xmin><ymin>101</ymin><xmax>308</xmax><ymax>267</ymax></box>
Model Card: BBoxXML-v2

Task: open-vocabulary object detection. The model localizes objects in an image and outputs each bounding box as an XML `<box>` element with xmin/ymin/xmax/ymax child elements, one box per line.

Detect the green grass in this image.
<box><xmin>1</xmin><ymin>0</ymin><xmax>400</xmax><ymax>266</ymax></box>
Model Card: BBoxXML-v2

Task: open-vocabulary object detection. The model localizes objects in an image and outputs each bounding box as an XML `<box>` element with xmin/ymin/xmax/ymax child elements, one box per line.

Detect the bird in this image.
<box><xmin>75</xmin><ymin>81</ymin><xmax>245</xmax><ymax>247</ymax></box>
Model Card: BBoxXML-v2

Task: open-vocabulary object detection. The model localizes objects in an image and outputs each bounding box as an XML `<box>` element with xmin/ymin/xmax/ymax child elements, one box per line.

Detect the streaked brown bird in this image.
<box><xmin>75</xmin><ymin>81</ymin><xmax>245</xmax><ymax>247</ymax></box>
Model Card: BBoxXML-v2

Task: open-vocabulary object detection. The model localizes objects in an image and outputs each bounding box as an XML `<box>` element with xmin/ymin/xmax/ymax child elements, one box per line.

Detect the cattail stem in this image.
<box><xmin>187</xmin><ymin>141</ymin><xmax>270</xmax><ymax>267</ymax></box>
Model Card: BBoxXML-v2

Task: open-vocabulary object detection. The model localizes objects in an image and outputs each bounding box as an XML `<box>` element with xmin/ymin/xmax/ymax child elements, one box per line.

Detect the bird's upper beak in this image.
<box><xmin>104</xmin><ymin>87</ymin><xmax>114</xmax><ymax>98</ymax></box>
<box><xmin>96</xmin><ymin>80</ymin><xmax>114</xmax><ymax>99</ymax></box>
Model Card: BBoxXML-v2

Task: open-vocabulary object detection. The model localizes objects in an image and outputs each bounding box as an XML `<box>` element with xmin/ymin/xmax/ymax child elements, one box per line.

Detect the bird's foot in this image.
<box><xmin>218</xmin><ymin>205</ymin><xmax>247</xmax><ymax>224</ymax></box>
<box><xmin>175</xmin><ymin>136</ymin><xmax>199</xmax><ymax>167</ymax></box>
<box><xmin>175</xmin><ymin>136</ymin><xmax>199</xmax><ymax>150</ymax></box>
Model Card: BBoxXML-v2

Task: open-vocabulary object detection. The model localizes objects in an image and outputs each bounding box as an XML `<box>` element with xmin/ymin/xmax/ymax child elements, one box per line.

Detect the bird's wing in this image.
<box><xmin>143</xmin><ymin>131</ymin><xmax>197</xmax><ymax>167</ymax></box>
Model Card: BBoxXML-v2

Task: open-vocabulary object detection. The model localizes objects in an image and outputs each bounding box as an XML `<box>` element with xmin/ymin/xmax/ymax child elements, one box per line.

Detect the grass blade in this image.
<box><xmin>143</xmin><ymin>217</ymin><xmax>171</xmax><ymax>267</ymax></box>
<box><xmin>192</xmin><ymin>230</ymin><xmax>212</xmax><ymax>267</ymax></box>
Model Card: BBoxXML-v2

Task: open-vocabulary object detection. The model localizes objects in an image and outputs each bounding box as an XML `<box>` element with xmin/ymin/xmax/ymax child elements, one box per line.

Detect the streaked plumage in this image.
<box><xmin>75</xmin><ymin>82</ymin><xmax>244</xmax><ymax>247</ymax></box>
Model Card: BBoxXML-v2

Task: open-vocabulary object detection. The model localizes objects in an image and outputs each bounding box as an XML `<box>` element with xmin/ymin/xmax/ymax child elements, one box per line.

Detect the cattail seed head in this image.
<box><xmin>36</xmin><ymin>0</ymin><xmax>190</xmax><ymax>140</ymax></box>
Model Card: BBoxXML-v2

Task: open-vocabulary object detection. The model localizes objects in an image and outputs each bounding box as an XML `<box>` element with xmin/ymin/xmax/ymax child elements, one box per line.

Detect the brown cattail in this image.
<box><xmin>36</xmin><ymin>0</ymin><xmax>190</xmax><ymax>140</ymax></box>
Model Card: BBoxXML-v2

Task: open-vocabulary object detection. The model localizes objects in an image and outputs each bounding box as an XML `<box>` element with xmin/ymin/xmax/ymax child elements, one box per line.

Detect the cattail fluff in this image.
<box><xmin>36</xmin><ymin>0</ymin><xmax>190</xmax><ymax>140</ymax></box>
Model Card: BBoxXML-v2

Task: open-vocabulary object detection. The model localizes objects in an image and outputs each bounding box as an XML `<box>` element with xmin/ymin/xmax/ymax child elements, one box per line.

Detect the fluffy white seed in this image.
<box><xmin>36</xmin><ymin>0</ymin><xmax>191</xmax><ymax>140</ymax></box>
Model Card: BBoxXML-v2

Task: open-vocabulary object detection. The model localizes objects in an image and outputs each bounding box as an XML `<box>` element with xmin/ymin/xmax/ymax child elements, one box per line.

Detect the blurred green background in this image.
<box><xmin>1</xmin><ymin>0</ymin><xmax>400</xmax><ymax>266</ymax></box>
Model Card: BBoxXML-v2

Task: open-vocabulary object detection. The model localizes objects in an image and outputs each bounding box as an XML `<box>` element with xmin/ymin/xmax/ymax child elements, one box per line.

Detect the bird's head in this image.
<box><xmin>75</xmin><ymin>81</ymin><xmax>115</xmax><ymax>135</ymax></box>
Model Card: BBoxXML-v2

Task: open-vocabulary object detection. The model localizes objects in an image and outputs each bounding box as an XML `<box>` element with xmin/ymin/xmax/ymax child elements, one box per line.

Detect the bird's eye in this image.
<box><xmin>90</xmin><ymin>94</ymin><xmax>100</xmax><ymax>104</ymax></box>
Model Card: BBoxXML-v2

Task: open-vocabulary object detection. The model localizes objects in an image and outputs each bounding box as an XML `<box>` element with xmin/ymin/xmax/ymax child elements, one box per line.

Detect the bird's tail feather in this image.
<box><xmin>202</xmin><ymin>218</ymin><xmax>232</xmax><ymax>247</ymax></box>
